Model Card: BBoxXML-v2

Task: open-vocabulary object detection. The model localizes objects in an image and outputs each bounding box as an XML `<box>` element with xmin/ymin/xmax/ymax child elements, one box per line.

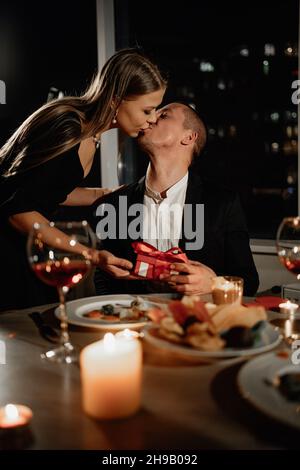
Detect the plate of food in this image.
<box><xmin>238</xmin><ymin>350</ymin><xmax>300</xmax><ymax>430</ymax></box>
<box><xmin>143</xmin><ymin>296</ymin><xmax>282</xmax><ymax>358</ymax></box>
<box><xmin>54</xmin><ymin>294</ymin><xmax>167</xmax><ymax>330</ymax></box>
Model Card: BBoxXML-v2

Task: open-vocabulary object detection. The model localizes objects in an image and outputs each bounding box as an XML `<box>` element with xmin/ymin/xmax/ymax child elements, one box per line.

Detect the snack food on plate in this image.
<box><xmin>83</xmin><ymin>297</ymin><xmax>148</xmax><ymax>322</ymax></box>
<box><xmin>147</xmin><ymin>295</ymin><xmax>267</xmax><ymax>351</ymax></box>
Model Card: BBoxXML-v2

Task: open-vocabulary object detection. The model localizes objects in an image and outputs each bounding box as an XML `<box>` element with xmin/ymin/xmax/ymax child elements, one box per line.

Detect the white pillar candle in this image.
<box><xmin>80</xmin><ymin>333</ymin><xmax>142</xmax><ymax>420</ymax></box>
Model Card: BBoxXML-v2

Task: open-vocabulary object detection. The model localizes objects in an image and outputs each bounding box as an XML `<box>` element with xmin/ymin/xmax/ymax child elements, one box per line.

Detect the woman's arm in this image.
<box><xmin>9</xmin><ymin>211</ymin><xmax>50</xmax><ymax>235</ymax></box>
<box><xmin>61</xmin><ymin>187</ymin><xmax>111</xmax><ymax>206</ymax></box>
<box><xmin>9</xmin><ymin>211</ymin><xmax>93</xmax><ymax>254</ymax></box>
<box><xmin>8</xmin><ymin>211</ymin><xmax>133</xmax><ymax>276</ymax></box>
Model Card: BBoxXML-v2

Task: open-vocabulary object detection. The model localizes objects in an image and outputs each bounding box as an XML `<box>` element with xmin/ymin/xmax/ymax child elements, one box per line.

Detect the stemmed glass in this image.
<box><xmin>27</xmin><ymin>220</ymin><xmax>96</xmax><ymax>363</ymax></box>
<box><xmin>276</xmin><ymin>217</ymin><xmax>300</xmax><ymax>343</ymax></box>
<box><xmin>276</xmin><ymin>217</ymin><xmax>300</xmax><ymax>280</ymax></box>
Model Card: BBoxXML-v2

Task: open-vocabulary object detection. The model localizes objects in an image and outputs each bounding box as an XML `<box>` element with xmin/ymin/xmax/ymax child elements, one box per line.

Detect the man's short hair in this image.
<box><xmin>181</xmin><ymin>104</ymin><xmax>207</xmax><ymax>159</ymax></box>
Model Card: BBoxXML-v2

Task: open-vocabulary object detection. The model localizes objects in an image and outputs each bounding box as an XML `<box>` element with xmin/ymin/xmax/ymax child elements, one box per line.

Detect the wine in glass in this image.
<box><xmin>276</xmin><ymin>217</ymin><xmax>300</xmax><ymax>279</ymax></box>
<box><xmin>27</xmin><ymin>220</ymin><xmax>96</xmax><ymax>363</ymax></box>
<box><xmin>276</xmin><ymin>216</ymin><xmax>300</xmax><ymax>345</ymax></box>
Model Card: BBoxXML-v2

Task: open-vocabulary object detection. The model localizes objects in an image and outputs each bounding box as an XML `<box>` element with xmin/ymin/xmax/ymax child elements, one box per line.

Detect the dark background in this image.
<box><xmin>0</xmin><ymin>0</ymin><xmax>298</xmax><ymax>237</ymax></box>
<box><xmin>115</xmin><ymin>0</ymin><xmax>299</xmax><ymax>238</ymax></box>
<box><xmin>0</xmin><ymin>0</ymin><xmax>99</xmax><ymax>187</ymax></box>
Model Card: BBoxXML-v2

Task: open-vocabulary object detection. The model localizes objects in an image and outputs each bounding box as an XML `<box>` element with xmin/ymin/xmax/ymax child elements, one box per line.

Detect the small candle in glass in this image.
<box><xmin>0</xmin><ymin>404</ymin><xmax>32</xmax><ymax>429</ymax></box>
<box><xmin>212</xmin><ymin>276</ymin><xmax>244</xmax><ymax>305</ymax></box>
<box><xmin>279</xmin><ymin>300</ymin><xmax>299</xmax><ymax>315</ymax></box>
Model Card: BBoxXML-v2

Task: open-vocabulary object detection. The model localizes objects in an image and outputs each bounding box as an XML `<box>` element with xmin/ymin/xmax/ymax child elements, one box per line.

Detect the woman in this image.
<box><xmin>0</xmin><ymin>48</ymin><xmax>167</xmax><ymax>309</ymax></box>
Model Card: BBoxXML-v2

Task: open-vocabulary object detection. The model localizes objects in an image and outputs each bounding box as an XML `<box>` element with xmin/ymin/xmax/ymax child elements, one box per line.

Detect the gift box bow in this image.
<box><xmin>131</xmin><ymin>241</ymin><xmax>188</xmax><ymax>279</ymax></box>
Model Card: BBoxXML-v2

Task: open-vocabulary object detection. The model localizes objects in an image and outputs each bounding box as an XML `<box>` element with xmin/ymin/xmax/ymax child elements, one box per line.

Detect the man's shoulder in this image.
<box><xmin>189</xmin><ymin>173</ymin><xmax>237</xmax><ymax>203</ymax></box>
<box><xmin>204</xmin><ymin>179</ymin><xmax>237</xmax><ymax>199</ymax></box>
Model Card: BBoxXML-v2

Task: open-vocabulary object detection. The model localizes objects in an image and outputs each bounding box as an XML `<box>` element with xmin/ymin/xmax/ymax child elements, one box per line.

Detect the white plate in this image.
<box><xmin>238</xmin><ymin>351</ymin><xmax>300</xmax><ymax>430</ymax></box>
<box><xmin>143</xmin><ymin>322</ymin><xmax>282</xmax><ymax>358</ymax></box>
<box><xmin>54</xmin><ymin>294</ymin><xmax>164</xmax><ymax>330</ymax></box>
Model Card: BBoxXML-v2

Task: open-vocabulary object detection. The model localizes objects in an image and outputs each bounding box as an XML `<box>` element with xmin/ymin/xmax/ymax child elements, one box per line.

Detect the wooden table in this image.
<box><xmin>0</xmin><ymin>302</ymin><xmax>299</xmax><ymax>450</ymax></box>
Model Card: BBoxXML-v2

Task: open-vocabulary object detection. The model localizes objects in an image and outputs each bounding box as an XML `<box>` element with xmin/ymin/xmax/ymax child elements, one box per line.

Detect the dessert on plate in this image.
<box><xmin>147</xmin><ymin>295</ymin><xmax>267</xmax><ymax>351</ymax></box>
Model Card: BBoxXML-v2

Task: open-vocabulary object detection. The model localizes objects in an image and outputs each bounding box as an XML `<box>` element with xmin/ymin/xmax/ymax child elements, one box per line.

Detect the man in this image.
<box><xmin>92</xmin><ymin>103</ymin><xmax>259</xmax><ymax>296</ymax></box>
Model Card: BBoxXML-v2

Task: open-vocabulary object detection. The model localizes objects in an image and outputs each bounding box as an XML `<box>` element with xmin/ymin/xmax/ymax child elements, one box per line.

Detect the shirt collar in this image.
<box><xmin>145</xmin><ymin>167</ymin><xmax>188</xmax><ymax>203</ymax></box>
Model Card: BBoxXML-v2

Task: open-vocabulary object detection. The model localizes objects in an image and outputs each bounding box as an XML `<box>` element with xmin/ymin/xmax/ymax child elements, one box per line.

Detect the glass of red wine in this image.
<box><xmin>27</xmin><ymin>220</ymin><xmax>96</xmax><ymax>363</ymax></box>
<box><xmin>276</xmin><ymin>217</ymin><xmax>300</xmax><ymax>279</ymax></box>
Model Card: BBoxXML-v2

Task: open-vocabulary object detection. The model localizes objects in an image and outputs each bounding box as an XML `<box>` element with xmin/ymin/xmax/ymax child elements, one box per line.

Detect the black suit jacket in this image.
<box><xmin>90</xmin><ymin>172</ymin><xmax>259</xmax><ymax>296</ymax></box>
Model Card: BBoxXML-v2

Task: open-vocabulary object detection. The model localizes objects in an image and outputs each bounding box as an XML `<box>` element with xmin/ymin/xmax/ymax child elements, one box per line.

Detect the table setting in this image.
<box><xmin>1</xmin><ymin>217</ymin><xmax>300</xmax><ymax>450</ymax></box>
<box><xmin>1</xmin><ymin>294</ymin><xmax>300</xmax><ymax>450</ymax></box>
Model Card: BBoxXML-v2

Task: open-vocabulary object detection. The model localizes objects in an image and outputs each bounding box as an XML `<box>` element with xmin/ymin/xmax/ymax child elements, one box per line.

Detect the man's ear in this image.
<box><xmin>181</xmin><ymin>131</ymin><xmax>198</xmax><ymax>147</ymax></box>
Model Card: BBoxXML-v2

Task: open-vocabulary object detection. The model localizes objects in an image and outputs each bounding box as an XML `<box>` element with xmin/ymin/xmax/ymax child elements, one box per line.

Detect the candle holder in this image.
<box><xmin>0</xmin><ymin>404</ymin><xmax>33</xmax><ymax>450</ymax></box>
<box><xmin>212</xmin><ymin>276</ymin><xmax>244</xmax><ymax>305</ymax></box>
<box><xmin>279</xmin><ymin>300</ymin><xmax>299</xmax><ymax>316</ymax></box>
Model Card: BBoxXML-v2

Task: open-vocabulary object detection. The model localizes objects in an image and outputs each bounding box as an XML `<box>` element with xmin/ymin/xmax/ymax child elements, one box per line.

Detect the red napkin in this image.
<box><xmin>244</xmin><ymin>296</ymin><xmax>285</xmax><ymax>310</ymax></box>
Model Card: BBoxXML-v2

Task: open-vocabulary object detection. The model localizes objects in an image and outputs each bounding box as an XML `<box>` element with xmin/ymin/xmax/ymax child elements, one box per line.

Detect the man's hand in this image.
<box><xmin>95</xmin><ymin>250</ymin><xmax>133</xmax><ymax>278</ymax></box>
<box><xmin>159</xmin><ymin>260</ymin><xmax>216</xmax><ymax>295</ymax></box>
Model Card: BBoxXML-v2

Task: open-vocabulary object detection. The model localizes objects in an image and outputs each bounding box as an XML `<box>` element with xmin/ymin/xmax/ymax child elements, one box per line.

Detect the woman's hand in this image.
<box><xmin>61</xmin><ymin>185</ymin><xmax>125</xmax><ymax>206</ymax></box>
<box><xmin>61</xmin><ymin>187</ymin><xmax>110</xmax><ymax>206</ymax></box>
<box><xmin>159</xmin><ymin>260</ymin><xmax>216</xmax><ymax>295</ymax></box>
<box><xmin>94</xmin><ymin>185</ymin><xmax>125</xmax><ymax>201</ymax></box>
<box><xmin>92</xmin><ymin>249</ymin><xmax>134</xmax><ymax>278</ymax></box>
<box><xmin>93</xmin><ymin>187</ymin><xmax>111</xmax><ymax>199</ymax></box>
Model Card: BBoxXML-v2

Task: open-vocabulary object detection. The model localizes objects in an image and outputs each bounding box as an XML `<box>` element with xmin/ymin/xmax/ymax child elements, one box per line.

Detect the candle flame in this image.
<box><xmin>116</xmin><ymin>329</ymin><xmax>140</xmax><ymax>340</ymax></box>
<box><xmin>223</xmin><ymin>281</ymin><xmax>232</xmax><ymax>291</ymax></box>
<box><xmin>279</xmin><ymin>300</ymin><xmax>299</xmax><ymax>310</ymax></box>
<box><xmin>121</xmin><ymin>328</ymin><xmax>134</xmax><ymax>339</ymax></box>
<box><xmin>5</xmin><ymin>404</ymin><xmax>19</xmax><ymax>420</ymax></box>
<box><xmin>284</xmin><ymin>300</ymin><xmax>298</xmax><ymax>307</ymax></box>
<box><xmin>103</xmin><ymin>333</ymin><xmax>116</xmax><ymax>352</ymax></box>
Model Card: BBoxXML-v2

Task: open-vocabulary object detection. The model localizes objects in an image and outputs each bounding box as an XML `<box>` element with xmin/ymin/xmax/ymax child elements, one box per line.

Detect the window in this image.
<box><xmin>115</xmin><ymin>0</ymin><xmax>299</xmax><ymax>239</ymax></box>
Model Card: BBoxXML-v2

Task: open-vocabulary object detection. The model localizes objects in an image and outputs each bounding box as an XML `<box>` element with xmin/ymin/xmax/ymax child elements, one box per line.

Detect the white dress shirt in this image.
<box><xmin>142</xmin><ymin>169</ymin><xmax>188</xmax><ymax>251</ymax></box>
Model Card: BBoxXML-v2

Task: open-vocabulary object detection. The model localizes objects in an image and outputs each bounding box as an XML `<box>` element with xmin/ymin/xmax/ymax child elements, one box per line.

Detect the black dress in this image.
<box><xmin>0</xmin><ymin>144</ymin><xmax>85</xmax><ymax>310</ymax></box>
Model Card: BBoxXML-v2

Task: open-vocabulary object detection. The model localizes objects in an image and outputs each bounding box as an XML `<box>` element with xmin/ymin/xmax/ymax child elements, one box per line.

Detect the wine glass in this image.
<box><xmin>276</xmin><ymin>217</ymin><xmax>300</xmax><ymax>332</ymax></box>
<box><xmin>276</xmin><ymin>217</ymin><xmax>300</xmax><ymax>279</ymax></box>
<box><xmin>27</xmin><ymin>220</ymin><xmax>96</xmax><ymax>363</ymax></box>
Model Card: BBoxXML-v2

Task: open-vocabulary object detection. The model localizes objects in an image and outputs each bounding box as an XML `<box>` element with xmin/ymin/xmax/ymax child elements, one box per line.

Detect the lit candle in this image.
<box><xmin>212</xmin><ymin>276</ymin><xmax>243</xmax><ymax>305</ymax></box>
<box><xmin>80</xmin><ymin>333</ymin><xmax>142</xmax><ymax>420</ymax></box>
<box><xmin>279</xmin><ymin>300</ymin><xmax>299</xmax><ymax>315</ymax></box>
<box><xmin>0</xmin><ymin>404</ymin><xmax>32</xmax><ymax>429</ymax></box>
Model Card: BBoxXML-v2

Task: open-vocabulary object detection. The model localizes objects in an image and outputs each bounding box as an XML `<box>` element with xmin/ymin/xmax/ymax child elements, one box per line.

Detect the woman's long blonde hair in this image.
<box><xmin>0</xmin><ymin>48</ymin><xmax>167</xmax><ymax>177</ymax></box>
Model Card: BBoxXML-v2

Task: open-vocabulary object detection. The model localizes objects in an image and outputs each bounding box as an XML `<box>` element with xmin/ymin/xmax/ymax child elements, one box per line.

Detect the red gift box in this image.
<box><xmin>131</xmin><ymin>241</ymin><xmax>188</xmax><ymax>280</ymax></box>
